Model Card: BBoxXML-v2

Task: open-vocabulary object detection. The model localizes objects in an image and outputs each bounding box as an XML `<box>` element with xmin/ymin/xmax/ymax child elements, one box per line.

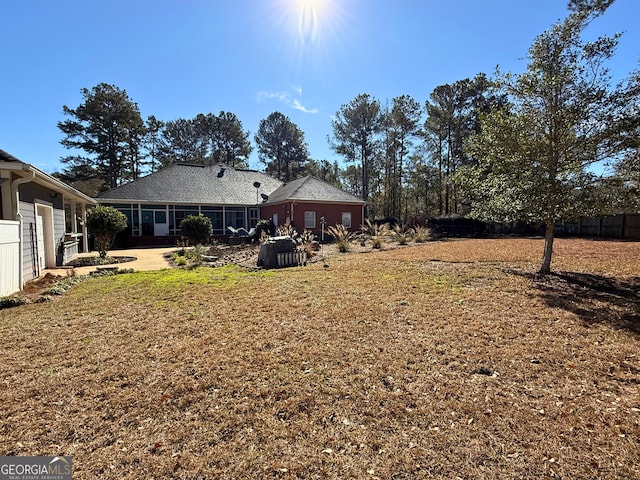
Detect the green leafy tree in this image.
<box><xmin>86</xmin><ymin>206</ymin><xmax>128</xmax><ymax>258</ymax></box>
<box><xmin>179</xmin><ymin>214</ymin><xmax>213</xmax><ymax>245</ymax></box>
<box><xmin>459</xmin><ymin>11</ymin><xmax>634</xmax><ymax>274</ymax></box>
<box><xmin>211</xmin><ymin>111</ymin><xmax>252</xmax><ymax>168</ymax></box>
<box><xmin>567</xmin><ymin>0</ymin><xmax>615</xmax><ymax>14</ymax></box>
<box><xmin>381</xmin><ymin>95</ymin><xmax>423</xmax><ymax>220</ymax></box>
<box><xmin>144</xmin><ymin>115</ymin><xmax>165</xmax><ymax>173</ymax></box>
<box><xmin>331</xmin><ymin>94</ymin><xmax>382</xmax><ymax>204</ymax></box>
<box><xmin>58</xmin><ymin>83</ymin><xmax>145</xmax><ymax>189</ymax></box>
<box><xmin>303</xmin><ymin>159</ymin><xmax>342</xmax><ymax>187</ymax></box>
<box><xmin>612</xmin><ymin>68</ymin><xmax>640</xmax><ymax>209</ymax></box>
<box><xmin>159</xmin><ymin>116</ymin><xmax>208</xmax><ymax>165</ymax></box>
<box><xmin>255</xmin><ymin>112</ymin><xmax>309</xmax><ymax>181</ymax></box>
<box><xmin>423</xmin><ymin>74</ymin><xmax>501</xmax><ymax>216</ymax></box>
<box><xmin>52</xmin><ymin>165</ymin><xmax>109</xmax><ymax>197</ymax></box>
<box><xmin>158</xmin><ymin>112</ymin><xmax>251</xmax><ymax>168</ymax></box>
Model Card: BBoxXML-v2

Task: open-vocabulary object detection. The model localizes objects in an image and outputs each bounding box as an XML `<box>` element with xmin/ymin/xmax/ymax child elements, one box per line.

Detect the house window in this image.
<box><xmin>225</xmin><ymin>207</ymin><xmax>246</xmax><ymax>229</ymax></box>
<box><xmin>173</xmin><ymin>205</ymin><xmax>200</xmax><ymax>233</ymax></box>
<box><xmin>201</xmin><ymin>208</ymin><xmax>224</xmax><ymax>234</ymax></box>
<box><xmin>249</xmin><ymin>208</ymin><xmax>259</xmax><ymax>228</ymax></box>
<box><xmin>341</xmin><ymin>212</ymin><xmax>352</xmax><ymax>229</ymax></box>
<box><xmin>304</xmin><ymin>211</ymin><xmax>316</xmax><ymax>229</ymax></box>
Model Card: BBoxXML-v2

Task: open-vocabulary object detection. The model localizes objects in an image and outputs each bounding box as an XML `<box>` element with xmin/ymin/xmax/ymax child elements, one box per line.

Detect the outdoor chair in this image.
<box><xmin>227</xmin><ymin>226</ymin><xmax>249</xmax><ymax>236</ymax></box>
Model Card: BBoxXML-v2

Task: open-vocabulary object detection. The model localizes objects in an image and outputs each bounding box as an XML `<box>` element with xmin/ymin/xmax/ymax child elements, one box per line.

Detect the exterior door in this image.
<box><xmin>154</xmin><ymin>210</ymin><xmax>169</xmax><ymax>236</ymax></box>
<box><xmin>36</xmin><ymin>214</ymin><xmax>46</xmax><ymax>272</ymax></box>
<box><xmin>141</xmin><ymin>210</ymin><xmax>154</xmax><ymax>236</ymax></box>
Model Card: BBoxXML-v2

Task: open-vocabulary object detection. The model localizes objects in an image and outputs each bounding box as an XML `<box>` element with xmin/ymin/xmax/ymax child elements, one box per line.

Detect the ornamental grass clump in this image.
<box><xmin>327</xmin><ymin>224</ymin><xmax>353</xmax><ymax>252</ymax></box>
<box><xmin>412</xmin><ymin>225</ymin><xmax>431</xmax><ymax>243</ymax></box>
<box><xmin>277</xmin><ymin>224</ymin><xmax>298</xmax><ymax>240</ymax></box>
<box><xmin>361</xmin><ymin>219</ymin><xmax>391</xmax><ymax>249</ymax></box>
<box><xmin>392</xmin><ymin>224</ymin><xmax>410</xmax><ymax>245</ymax></box>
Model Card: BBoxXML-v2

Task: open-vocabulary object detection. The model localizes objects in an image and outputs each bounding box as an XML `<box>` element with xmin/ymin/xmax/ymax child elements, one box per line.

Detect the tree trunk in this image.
<box><xmin>539</xmin><ymin>220</ymin><xmax>555</xmax><ymax>274</ymax></box>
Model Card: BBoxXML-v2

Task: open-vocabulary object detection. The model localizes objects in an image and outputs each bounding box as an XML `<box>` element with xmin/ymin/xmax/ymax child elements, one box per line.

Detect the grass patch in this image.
<box><xmin>87</xmin><ymin>264</ymin><xmax>274</xmax><ymax>296</ymax></box>
<box><xmin>0</xmin><ymin>238</ymin><xmax>638</xmax><ymax>479</ymax></box>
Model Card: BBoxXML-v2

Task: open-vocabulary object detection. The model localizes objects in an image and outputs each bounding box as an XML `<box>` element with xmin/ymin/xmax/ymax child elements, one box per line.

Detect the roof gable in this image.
<box><xmin>265</xmin><ymin>176</ymin><xmax>365</xmax><ymax>205</ymax></box>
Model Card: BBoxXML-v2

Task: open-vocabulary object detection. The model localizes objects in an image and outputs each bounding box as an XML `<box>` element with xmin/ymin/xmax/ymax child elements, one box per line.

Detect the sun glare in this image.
<box><xmin>297</xmin><ymin>0</ymin><xmax>321</xmax><ymax>45</ymax></box>
<box><xmin>268</xmin><ymin>0</ymin><xmax>347</xmax><ymax>68</ymax></box>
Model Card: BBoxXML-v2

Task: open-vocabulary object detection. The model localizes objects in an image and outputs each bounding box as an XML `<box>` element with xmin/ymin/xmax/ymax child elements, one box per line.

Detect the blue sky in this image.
<box><xmin>1</xmin><ymin>0</ymin><xmax>638</xmax><ymax>175</ymax></box>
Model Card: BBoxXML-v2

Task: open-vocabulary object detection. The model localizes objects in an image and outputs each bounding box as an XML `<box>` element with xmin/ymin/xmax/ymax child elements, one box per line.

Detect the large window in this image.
<box><xmin>201</xmin><ymin>207</ymin><xmax>224</xmax><ymax>234</ymax></box>
<box><xmin>249</xmin><ymin>208</ymin><xmax>259</xmax><ymax>228</ymax></box>
<box><xmin>341</xmin><ymin>212</ymin><xmax>352</xmax><ymax>229</ymax></box>
<box><xmin>173</xmin><ymin>205</ymin><xmax>199</xmax><ymax>234</ymax></box>
<box><xmin>225</xmin><ymin>207</ymin><xmax>246</xmax><ymax>229</ymax></box>
<box><xmin>304</xmin><ymin>211</ymin><xmax>316</xmax><ymax>229</ymax></box>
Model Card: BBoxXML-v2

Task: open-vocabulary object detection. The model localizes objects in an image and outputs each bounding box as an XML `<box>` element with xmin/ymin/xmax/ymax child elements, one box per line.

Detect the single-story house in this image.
<box><xmin>97</xmin><ymin>163</ymin><xmax>365</xmax><ymax>244</ymax></box>
<box><xmin>0</xmin><ymin>149</ymin><xmax>96</xmax><ymax>296</ymax></box>
<box><xmin>259</xmin><ymin>175</ymin><xmax>365</xmax><ymax>241</ymax></box>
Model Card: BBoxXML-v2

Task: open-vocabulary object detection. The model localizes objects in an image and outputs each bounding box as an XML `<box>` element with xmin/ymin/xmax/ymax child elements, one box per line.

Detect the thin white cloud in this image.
<box><xmin>255</xmin><ymin>87</ymin><xmax>318</xmax><ymax>114</ymax></box>
<box><xmin>292</xmin><ymin>99</ymin><xmax>318</xmax><ymax>114</ymax></box>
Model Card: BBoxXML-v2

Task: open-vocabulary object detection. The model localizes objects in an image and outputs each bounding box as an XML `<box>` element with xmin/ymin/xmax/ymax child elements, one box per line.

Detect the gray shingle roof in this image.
<box><xmin>0</xmin><ymin>148</ymin><xmax>96</xmax><ymax>204</ymax></box>
<box><xmin>264</xmin><ymin>176</ymin><xmax>365</xmax><ymax>205</ymax></box>
<box><xmin>98</xmin><ymin>164</ymin><xmax>284</xmax><ymax>205</ymax></box>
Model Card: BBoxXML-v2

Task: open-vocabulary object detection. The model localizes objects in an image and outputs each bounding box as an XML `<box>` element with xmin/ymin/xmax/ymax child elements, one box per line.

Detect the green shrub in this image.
<box><xmin>187</xmin><ymin>244</ymin><xmax>207</xmax><ymax>267</ymax></box>
<box><xmin>174</xmin><ymin>255</ymin><xmax>188</xmax><ymax>266</ymax></box>
<box><xmin>256</xmin><ymin>219</ymin><xmax>276</xmax><ymax>239</ymax></box>
<box><xmin>180</xmin><ymin>215</ymin><xmax>213</xmax><ymax>245</ymax></box>
<box><xmin>86</xmin><ymin>206</ymin><xmax>128</xmax><ymax>258</ymax></box>
<box><xmin>0</xmin><ymin>296</ymin><xmax>27</xmax><ymax>310</ymax></box>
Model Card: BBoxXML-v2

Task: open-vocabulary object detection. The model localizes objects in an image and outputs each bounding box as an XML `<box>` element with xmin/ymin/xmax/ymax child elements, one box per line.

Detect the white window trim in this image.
<box><xmin>304</xmin><ymin>211</ymin><xmax>316</xmax><ymax>229</ymax></box>
<box><xmin>341</xmin><ymin>211</ymin><xmax>352</xmax><ymax>229</ymax></box>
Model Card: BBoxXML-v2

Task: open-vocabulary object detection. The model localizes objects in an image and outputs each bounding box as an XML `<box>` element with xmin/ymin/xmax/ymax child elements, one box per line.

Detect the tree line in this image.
<box><xmin>55</xmin><ymin>86</ymin><xmax>340</xmax><ymax>195</ymax></box>
<box><xmin>55</xmin><ymin>0</ymin><xmax>638</xmax><ymax>272</ymax></box>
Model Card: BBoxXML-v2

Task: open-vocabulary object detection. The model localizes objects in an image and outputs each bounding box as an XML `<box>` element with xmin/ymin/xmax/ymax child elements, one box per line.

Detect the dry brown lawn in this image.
<box><xmin>1</xmin><ymin>237</ymin><xmax>639</xmax><ymax>479</ymax></box>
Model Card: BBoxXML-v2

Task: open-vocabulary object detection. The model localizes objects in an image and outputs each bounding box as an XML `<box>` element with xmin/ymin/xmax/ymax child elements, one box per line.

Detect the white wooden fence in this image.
<box><xmin>277</xmin><ymin>250</ymin><xmax>307</xmax><ymax>267</ymax></box>
<box><xmin>0</xmin><ymin>220</ymin><xmax>20</xmax><ymax>297</ymax></box>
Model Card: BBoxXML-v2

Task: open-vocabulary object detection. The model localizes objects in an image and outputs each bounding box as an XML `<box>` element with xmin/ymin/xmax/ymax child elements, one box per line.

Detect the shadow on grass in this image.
<box><xmin>506</xmin><ymin>268</ymin><xmax>640</xmax><ymax>335</ymax></box>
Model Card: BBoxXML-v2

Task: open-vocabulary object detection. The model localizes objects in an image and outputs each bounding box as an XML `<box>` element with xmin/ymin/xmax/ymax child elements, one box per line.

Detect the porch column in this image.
<box><xmin>71</xmin><ymin>201</ymin><xmax>77</xmax><ymax>234</ymax></box>
<box><xmin>81</xmin><ymin>203</ymin><xmax>88</xmax><ymax>252</ymax></box>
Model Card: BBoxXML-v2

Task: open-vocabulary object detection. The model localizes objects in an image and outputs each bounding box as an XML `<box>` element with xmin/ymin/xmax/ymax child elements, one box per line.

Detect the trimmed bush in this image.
<box><xmin>180</xmin><ymin>215</ymin><xmax>213</xmax><ymax>245</ymax></box>
<box><xmin>86</xmin><ymin>206</ymin><xmax>128</xmax><ymax>258</ymax></box>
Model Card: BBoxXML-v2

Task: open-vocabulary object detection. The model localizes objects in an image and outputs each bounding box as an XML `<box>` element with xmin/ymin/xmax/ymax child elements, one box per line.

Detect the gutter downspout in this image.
<box><xmin>290</xmin><ymin>202</ymin><xmax>294</xmax><ymax>227</ymax></box>
<box><xmin>12</xmin><ymin>168</ymin><xmax>36</xmax><ymax>290</ymax></box>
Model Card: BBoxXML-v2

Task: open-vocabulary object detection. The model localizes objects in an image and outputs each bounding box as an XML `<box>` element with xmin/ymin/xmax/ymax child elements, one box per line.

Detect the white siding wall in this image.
<box><xmin>0</xmin><ymin>220</ymin><xmax>20</xmax><ymax>296</ymax></box>
<box><xmin>20</xmin><ymin>201</ymin><xmax>37</xmax><ymax>284</ymax></box>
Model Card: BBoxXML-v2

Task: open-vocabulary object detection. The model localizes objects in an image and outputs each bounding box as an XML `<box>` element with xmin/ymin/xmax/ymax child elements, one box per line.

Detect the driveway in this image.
<box><xmin>47</xmin><ymin>246</ymin><xmax>176</xmax><ymax>277</ymax></box>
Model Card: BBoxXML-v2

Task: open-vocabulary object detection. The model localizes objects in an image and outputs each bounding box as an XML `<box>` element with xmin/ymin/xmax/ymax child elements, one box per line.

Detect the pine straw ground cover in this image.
<box><xmin>1</xmin><ymin>238</ymin><xmax>639</xmax><ymax>479</ymax></box>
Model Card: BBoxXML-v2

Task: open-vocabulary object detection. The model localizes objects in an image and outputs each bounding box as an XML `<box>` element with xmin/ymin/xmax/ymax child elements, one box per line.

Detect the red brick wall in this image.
<box><xmin>259</xmin><ymin>201</ymin><xmax>364</xmax><ymax>235</ymax></box>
